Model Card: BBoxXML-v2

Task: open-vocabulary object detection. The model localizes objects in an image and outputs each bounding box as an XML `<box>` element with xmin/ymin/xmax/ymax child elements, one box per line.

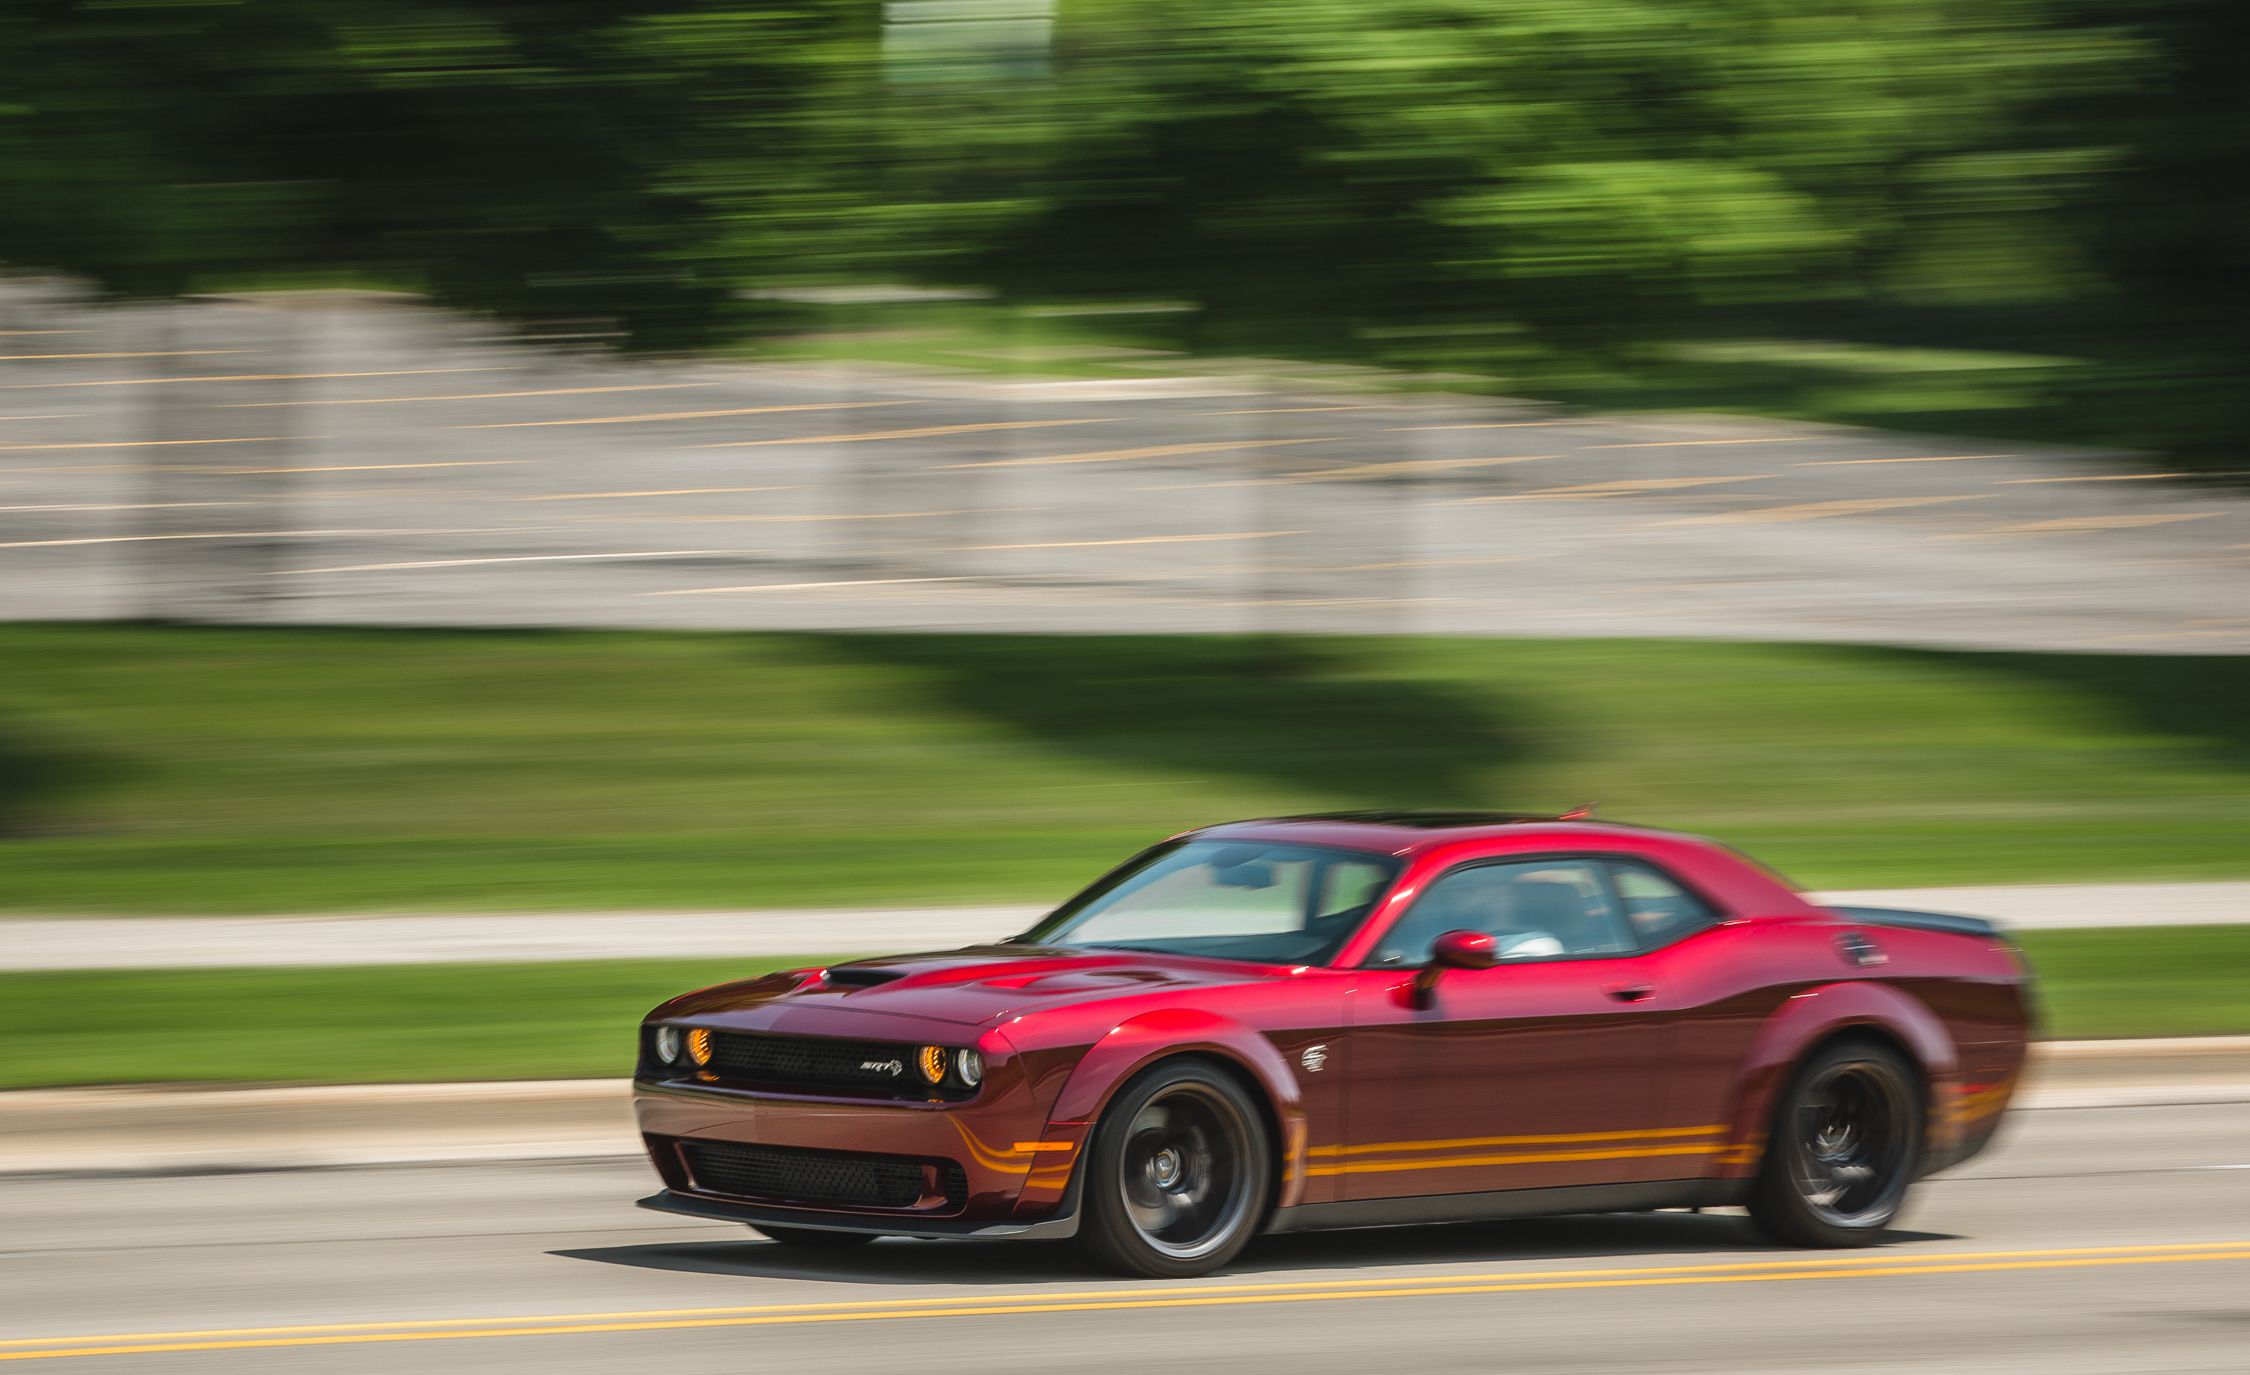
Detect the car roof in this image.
<box><xmin>1189</xmin><ymin>810</ymin><xmax>1675</xmax><ymax>857</ymax></box>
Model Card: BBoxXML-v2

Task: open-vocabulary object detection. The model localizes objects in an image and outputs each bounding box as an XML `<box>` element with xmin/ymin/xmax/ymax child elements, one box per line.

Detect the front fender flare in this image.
<box><xmin>1721</xmin><ymin>981</ymin><xmax>1963</xmax><ymax>1179</ymax></box>
<box><xmin>1019</xmin><ymin>1009</ymin><xmax>1309</xmax><ymax>1217</ymax></box>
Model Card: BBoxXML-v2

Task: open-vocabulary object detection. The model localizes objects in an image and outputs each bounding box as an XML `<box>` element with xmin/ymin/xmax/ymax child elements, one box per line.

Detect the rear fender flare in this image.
<box><xmin>1034</xmin><ymin>1009</ymin><xmax>1308</xmax><ymax>1213</ymax></box>
<box><xmin>1722</xmin><ymin>981</ymin><xmax>1961</xmax><ymax>1177</ymax></box>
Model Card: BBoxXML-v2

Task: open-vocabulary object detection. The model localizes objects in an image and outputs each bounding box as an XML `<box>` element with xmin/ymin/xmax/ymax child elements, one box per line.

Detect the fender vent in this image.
<box><xmin>1836</xmin><ymin>930</ymin><xmax>1888</xmax><ymax>968</ymax></box>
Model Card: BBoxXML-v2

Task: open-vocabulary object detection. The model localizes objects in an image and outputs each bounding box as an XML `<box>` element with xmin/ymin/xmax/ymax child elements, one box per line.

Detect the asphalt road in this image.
<box><xmin>5</xmin><ymin>1100</ymin><xmax>2246</xmax><ymax>1373</ymax></box>
<box><xmin>5</xmin><ymin>282</ymin><xmax>2249</xmax><ymax>650</ymax></box>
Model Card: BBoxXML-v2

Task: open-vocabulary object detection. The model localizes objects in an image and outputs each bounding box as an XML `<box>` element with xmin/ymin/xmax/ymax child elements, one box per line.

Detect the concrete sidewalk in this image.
<box><xmin>4</xmin><ymin>1038</ymin><xmax>2245</xmax><ymax>1177</ymax></box>
<box><xmin>1</xmin><ymin>882</ymin><xmax>2242</xmax><ymax>971</ymax></box>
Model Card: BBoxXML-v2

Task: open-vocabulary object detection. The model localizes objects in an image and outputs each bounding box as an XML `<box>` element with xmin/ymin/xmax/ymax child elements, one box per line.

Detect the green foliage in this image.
<box><xmin>0</xmin><ymin>0</ymin><xmax>2240</xmax><ymax>451</ymax></box>
<box><xmin>2021</xmin><ymin>926</ymin><xmax>2250</xmax><ymax>1040</ymax></box>
<box><xmin>0</xmin><ymin>0</ymin><xmax>861</xmax><ymax>345</ymax></box>
<box><xmin>954</xmin><ymin>0</ymin><xmax>2134</xmax><ymax>348</ymax></box>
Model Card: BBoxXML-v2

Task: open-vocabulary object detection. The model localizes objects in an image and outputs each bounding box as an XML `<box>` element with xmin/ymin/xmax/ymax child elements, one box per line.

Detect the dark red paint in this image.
<box><xmin>634</xmin><ymin>817</ymin><xmax>2031</xmax><ymax>1237</ymax></box>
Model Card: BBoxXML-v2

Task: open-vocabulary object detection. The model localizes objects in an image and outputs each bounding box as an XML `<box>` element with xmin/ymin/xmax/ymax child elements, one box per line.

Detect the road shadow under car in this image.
<box><xmin>552</xmin><ymin>1210</ymin><xmax>1961</xmax><ymax>1287</ymax></box>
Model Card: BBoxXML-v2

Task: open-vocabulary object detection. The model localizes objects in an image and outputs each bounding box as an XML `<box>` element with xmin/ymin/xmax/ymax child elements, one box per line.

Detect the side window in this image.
<box><xmin>1366</xmin><ymin>859</ymin><xmax>1634</xmax><ymax>967</ymax></box>
<box><xmin>1606</xmin><ymin>861</ymin><xmax>1720</xmax><ymax>949</ymax></box>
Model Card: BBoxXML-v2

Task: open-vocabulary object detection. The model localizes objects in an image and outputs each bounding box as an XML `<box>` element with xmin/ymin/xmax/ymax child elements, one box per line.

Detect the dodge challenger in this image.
<box><xmin>634</xmin><ymin>812</ymin><xmax>2031</xmax><ymax>1276</ymax></box>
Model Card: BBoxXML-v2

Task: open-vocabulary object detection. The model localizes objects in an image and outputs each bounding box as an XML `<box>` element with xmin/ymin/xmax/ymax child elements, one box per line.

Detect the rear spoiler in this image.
<box><xmin>1825</xmin><ymin>905</ymin><xmax>1999</xmax><ymax>939</ymax></box>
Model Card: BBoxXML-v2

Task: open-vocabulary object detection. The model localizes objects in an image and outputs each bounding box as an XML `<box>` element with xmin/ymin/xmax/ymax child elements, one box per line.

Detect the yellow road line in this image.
<box><xmin>0</xmin><ymin>437</ymin><xmax>284</xmax><ymax>453</ymax></box>
<box><xmin>520</xmin><ymin>486</ymin><xmax>795</xmax><ymax>501</ymax></box>
<box><xmin>460</xmin><ymin>402</ymin><xmax>905</xmax><ymax>430</ymax></box>
<box><xmin>1586</xmin><ymin>436</ymin><xmax>1807</xmax><ymax>449</ymax></box>
<box><xmin>945</xmin><ymin>438</ymin><xmax>1331</xmax><ymax>470</ymax></box>
<box><xmin>632</xmin><ymin>510</ymin><xmax>962</xmax><ymax>524</ymax></box>
<box><xmin>0</xmin><ymin>350</ymin><xmax>240</xmax><ymax>362</ymax></box>
<box><xmin>1457</xmin><ymin>475</ymin><xmax>1763</xmax><ymax>503</ymax></box>
<box><xmin>0</xmin><ymin>502</ymin><xmax>239</xmax><ymax>513</ymax></box>
<box><xmin>1385</xmin><ymin>421</ymin><xmax>1579</xmax><ymax>432</ymax></box>
<box><xmin>1995</xmin><ymin>473</ymin><xmax>2187</xmax><ymax>485</ymax></box>
<box><xmin>2</xmin><ymin>1242</ymin><xmax>2224</xmax><ymax>1349</ymax></box>
<box><xmin>1960</xmin><ymin>512</ymin><xmax>2218</xmax><ymax>536</ymax></box>
<box><xmin>699</xmin><ymin>418</ymin><xmax>1115</xmax><ymax>448</ymax></box>
<box><xmin>1300</xmin><ymin>455</ymin><xmax>1558</xmax><ymax>481</ymax></box>
<box><xmin>1792</xmin><ymin>453</ymin><xmax>2014</xmax><ymax>467</ymax></box>
<box><xmin>286</xmin><ymin>550</ymin><xmax>730</xmax><ymax>575</ymax></box>
<box><xmin>1651</xmin><ymin>495</ymin><xmax>1981</xmax><ymax>526</ymax></box>
<box><xmin>966</xmin><ymin>531</ymin><xmax>1302</xmax><ymax>551</ymax></box>
<box><xmin>649</xmin><ymin>575</ymin><xmax>978</xmax><ymax>596</ymax></box>
<box><xmin>203</xmin><ymin>460</ymin><xmax>527</xmax><ymax>475</ymax></box>
<box><xmin>3</xmin><ymin>1243</ymin><xmax>2243</xmax><ymax>1362</ymax></box>
<box><xmin>218</xmin><ymin>383</ymin><xmax>707</xmax><ymax>409</ymax></box>
<box><xmin>1198</xmin><ymin>405</ymin><xmax>1379</xmax><ymax>416</ymax></box>
<box><xmin>1309</xmin><ymin>1124</ymin><xmax>1727</xmax><ymax>1158</ymax></box>
<box><xmin>1</xmin><ymin>367</ymin><xmax>512</xmax><ymax>390</ymax></box>
<box><xmin>0</xmin><ymin>527</ymin><xmax>524</xmax><ymax>550</ymax></box>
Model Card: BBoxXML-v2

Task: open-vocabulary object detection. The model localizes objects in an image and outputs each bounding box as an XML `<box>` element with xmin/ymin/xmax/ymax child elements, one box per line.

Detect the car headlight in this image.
<box><xmin>955</xmin><ymin>1047</ymin><xmax>984</xmax><ymax>1088</ymax></box>
<box><xmin>653</xmin><ymin>1025</ymin><xmax>682</xmax><ymax>1065</ymax></box>
<box><xmin>917</xmin><ymin>1044</ymin><xmax>948</xmax><ymax>1086</ymax></box>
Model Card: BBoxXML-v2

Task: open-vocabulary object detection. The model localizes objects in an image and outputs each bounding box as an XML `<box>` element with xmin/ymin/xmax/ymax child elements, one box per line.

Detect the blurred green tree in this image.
<box><xmin>0</xmin><ymin>0</ymin><xmax>865</xmax><ymax>345</ymax></box>
<box><xmin>965</xmin><ymin>0</ymin><xmax>2135</xmax><ymax>359</ymax></box>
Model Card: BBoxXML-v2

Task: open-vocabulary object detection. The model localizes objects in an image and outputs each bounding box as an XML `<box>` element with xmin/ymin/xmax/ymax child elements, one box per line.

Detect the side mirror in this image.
<box><xmin>1412</xmin><ymin>929</ymin><xmax>1496</xmax><ymax>1008</ymax></box>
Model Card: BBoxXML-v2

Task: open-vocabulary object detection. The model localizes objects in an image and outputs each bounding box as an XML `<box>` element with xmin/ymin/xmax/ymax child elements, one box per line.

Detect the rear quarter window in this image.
<box><xmin>1606</xmin><ymin>860</ymin><xmax>1720</xmax><ymax>950</ymax></box>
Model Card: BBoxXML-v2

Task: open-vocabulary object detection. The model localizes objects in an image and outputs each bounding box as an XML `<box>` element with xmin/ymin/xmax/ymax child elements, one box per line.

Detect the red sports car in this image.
<box><xmin>635</xmin><ymin>812</ymin><xmax>2031</xmax><ymax>1276</ymax></box>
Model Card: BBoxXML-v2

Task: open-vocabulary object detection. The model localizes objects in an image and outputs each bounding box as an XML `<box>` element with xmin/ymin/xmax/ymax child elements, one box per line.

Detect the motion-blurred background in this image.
<box><xmin>4</xmin><ymin>6</ymin><xmax>2250</xmax><ymax>1370</ymax></box>
<box><xmin>4</xmin><ymin>0</ymin><xmax>2250</xmax><ymax>1071</ymax></box>
<box><xmin>2</xmin><ymin>0</ymin><xmax>2246</xmax><ymax>1094</ymax></box>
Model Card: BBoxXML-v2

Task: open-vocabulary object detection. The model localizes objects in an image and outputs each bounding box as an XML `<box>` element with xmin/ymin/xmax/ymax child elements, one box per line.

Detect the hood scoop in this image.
<box><xmin>821</xmin><ymin>966</ymin><xmax>907</xmax><ymax>990</ymax></box>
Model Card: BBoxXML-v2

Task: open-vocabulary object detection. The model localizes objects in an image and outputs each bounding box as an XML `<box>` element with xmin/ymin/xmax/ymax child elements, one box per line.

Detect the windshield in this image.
<box><xmin>1021</xmin><ymin>840</ymin><xmax>1402</xmax><ymax>965</ymax></box>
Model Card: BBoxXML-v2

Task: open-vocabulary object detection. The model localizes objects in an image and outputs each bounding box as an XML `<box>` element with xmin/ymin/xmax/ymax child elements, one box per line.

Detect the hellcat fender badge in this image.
<box><xmin>1300</xmin><ymin>1044</ymin><xmax>1329</xmax><ymax>1073</ymax></box>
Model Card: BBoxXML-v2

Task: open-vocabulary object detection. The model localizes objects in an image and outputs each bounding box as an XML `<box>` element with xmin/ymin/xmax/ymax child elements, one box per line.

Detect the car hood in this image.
<box><xmin>653</xmin><ymin>945</ymin><xmax>1281</xmax><ymax>1030</ymax></box>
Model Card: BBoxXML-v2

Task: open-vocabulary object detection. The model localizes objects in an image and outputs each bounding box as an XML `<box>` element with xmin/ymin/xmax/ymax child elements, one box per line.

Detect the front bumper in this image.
<box><xmin>633</xmin><ymin>1065</ymin><xmax>1088</xmax><ymax>1235</ymax></box>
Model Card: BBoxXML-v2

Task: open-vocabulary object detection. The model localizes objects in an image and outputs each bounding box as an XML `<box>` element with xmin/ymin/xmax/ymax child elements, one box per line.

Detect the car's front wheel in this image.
<box><xmin>1748</xmin><ymin>1037</ymin><xmax>1924</xmax><ymax>1247</ymax></box>
<box><xmin>1077</xmin><ymin>1060</ymin><xmax>1271</xmax><ymax>1277</ymax></box>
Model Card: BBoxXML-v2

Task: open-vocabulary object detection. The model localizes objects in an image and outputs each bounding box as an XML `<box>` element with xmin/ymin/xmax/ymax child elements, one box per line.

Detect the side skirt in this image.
<box><xmin>1265</xmin><ymin>1179</ymin><xmax>1744</xmax><ymax>1235</ymax></box>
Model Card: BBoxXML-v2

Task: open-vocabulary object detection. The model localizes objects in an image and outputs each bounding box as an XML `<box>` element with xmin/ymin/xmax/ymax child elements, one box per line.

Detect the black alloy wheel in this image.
<box><xmin>1079</xmin><ymin>1060</ymin><xmax>1271</xmax><ymax>1277</ymax></box>
<box><xmin>1749</xmin><ymin>1038</ymin><xmax>1924</xmax><ymax>1247</ymax></box>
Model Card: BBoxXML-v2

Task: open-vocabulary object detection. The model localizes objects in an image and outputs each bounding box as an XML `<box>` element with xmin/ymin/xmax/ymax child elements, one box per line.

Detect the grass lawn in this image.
<box><xmin>2</xmin><ymin>625</ymin><xmax>2247</xmax><ymax>912</ymax></box>
<box><xmin>2019</xmin><ymin>926</ymin><xmax>2250</xmax><ymax>1041</ymax></box>
<box><xmin>0</xmin><ymin>928</ymin><xmax>2238</xmax><ymax>1088</ymax></box>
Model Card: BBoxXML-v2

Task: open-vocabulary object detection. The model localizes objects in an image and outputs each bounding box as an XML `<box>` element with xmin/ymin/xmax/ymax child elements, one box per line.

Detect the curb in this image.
<box><xmin>4</xmin><ymin>1038</ymin><xmax>2247</xmax><ymax>1179</ymax></box>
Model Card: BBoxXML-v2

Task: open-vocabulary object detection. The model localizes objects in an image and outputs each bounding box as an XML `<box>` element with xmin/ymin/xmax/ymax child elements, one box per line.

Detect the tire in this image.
<box><xmin>750</xmin><ymin>1225</ymin><xmax>878</xmax><ymax>1249</ymax></box>
<box><xmin>1747</xmin><ymin>1037</ymin><xmax>1924</xmax><ymax>1247</ymax></box>
<box><xmin>1077</xmin><ymin>1059</ymin><xmax>1272</xmax><ymax>1278</ymax></box>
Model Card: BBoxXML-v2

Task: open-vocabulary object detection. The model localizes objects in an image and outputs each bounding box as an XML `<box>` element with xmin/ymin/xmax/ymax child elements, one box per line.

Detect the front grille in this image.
<box><xmin>681</xmin><ymin>1140</ymin><xmax>966</xmax><ymax>1211</ymax></box>
<box><xmin>702</xmin><ymin>1031</ymin><xmax>965</xmax><ymax>1100</ymax></box>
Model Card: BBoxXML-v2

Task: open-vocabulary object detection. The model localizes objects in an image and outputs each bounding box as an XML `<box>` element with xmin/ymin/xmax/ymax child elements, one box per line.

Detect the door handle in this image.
<box><xmin>1605</xmin><ymin>983</ymin><xmax>1656</xmax><ymax>1003</ymax></box>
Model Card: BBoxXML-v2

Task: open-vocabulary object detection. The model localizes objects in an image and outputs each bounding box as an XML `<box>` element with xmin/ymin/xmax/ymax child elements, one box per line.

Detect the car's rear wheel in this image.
<box><xmin>1077</xmin><ymin>1060</ymin><xmax>1270</xmax><ymax>1278</ymax></box>
<box><xmin>750</xmin><ymin>1225</ymin><xmax>878</xmax><ymax>1250</ymax></box>
<box><xmin>1748</xmin><ymin>1038</ymin><xmax>1923</xmax><ymax>1247</ymax></box>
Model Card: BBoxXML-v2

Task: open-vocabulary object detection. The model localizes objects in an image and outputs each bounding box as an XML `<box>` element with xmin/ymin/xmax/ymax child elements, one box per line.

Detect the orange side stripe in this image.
<box><xmin>1309</xmin><ymin>1142</ymin><xmax>1728</xmax><ymax>1179</ymax></box>
<box><xmin>1308</xmin><ymin>1124</ymin><xmax>1729</xmax><ymax>1158</ymax></box>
